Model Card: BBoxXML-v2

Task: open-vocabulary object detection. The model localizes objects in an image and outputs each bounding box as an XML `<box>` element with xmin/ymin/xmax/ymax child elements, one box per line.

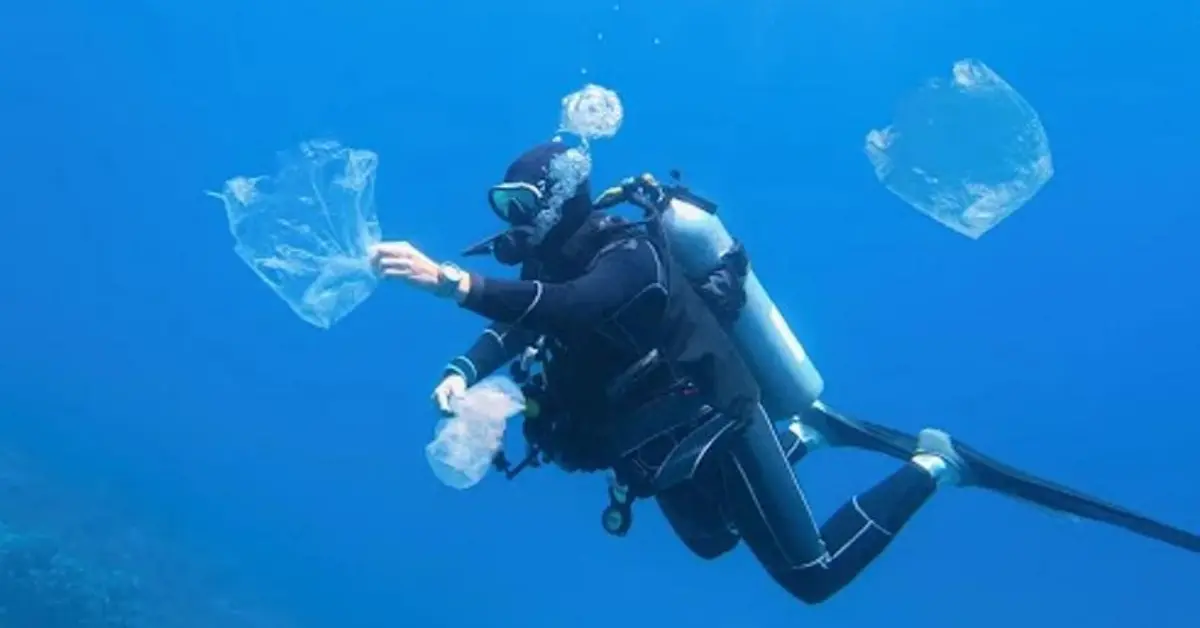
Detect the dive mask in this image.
<box><xmin>487</xmin><ymin>181</ymin><xmax>545</xmax><ymax>226</ymax></box>
<box><xmin>461</xmin><ymin>183</ymin><xmax>546</xmax><ymax>266</ymax></box>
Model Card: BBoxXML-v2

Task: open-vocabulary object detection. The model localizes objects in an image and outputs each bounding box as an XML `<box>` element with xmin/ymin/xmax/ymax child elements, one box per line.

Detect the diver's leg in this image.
<box><xmin>723</xmin><ymin>404</ymin><xmax>948</xmax><ymax>605</ymax></box>
<box><xmin>655</xmin><ymin>466</ymin><xmax>739</xmax><ymax>560</ymax></box>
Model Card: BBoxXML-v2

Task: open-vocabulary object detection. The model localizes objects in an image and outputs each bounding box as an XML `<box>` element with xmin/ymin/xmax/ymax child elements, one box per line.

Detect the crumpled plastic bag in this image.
<box><xmin>426</xmin><ymin>377</ymin><xmax>526</xmax><ymax>490</ymax></box>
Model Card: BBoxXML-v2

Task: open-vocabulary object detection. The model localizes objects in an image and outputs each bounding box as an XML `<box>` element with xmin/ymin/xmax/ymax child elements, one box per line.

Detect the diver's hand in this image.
<box><xmin>432</xmin><ymin>373</ymin><xmax>468</xmax><ymax>416</ymax></box>
<box><xmin>370</xmin><ymin>241</ymin><xmax>440</xmax><ymax>289</ymax></box>
<box><xmin>371</xmin><ymin>241</ymin><xmax>471</xmax><ymax>301</ymax></box>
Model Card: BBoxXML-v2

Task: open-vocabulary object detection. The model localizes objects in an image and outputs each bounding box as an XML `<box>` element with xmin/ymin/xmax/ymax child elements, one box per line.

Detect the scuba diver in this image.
<box><xmin>370</xmin><ymin>141</ymin><xmax>1199</xmax><ymax>605</ymax></box>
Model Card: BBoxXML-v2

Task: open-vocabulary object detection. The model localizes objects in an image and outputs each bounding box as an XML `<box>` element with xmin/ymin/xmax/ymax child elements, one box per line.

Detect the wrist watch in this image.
<box><xmin>436</xmin><ymin>262</ymin><xmax>467</xmax><ymax>299</ymax></box>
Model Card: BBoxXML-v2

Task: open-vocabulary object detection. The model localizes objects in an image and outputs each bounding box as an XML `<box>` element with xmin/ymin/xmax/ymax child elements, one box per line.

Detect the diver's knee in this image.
<box><xmin>692</xmin><ymin>542</ymin><xmax>737</xmax><ymax>561</ymax></box>
<box><xmin>793</xmin><ymin>586</ymin><xmax>835</xmax><ymax>606</ymax></box>
<box><xmin>768</xmin><ymin>568</ymin><xmax>837</xmax><ymax>605</ymax></box>
<box><xmin>678</xmin><ymin>533</ymin><xmax>738</xmax><ymax>560</ymax></box>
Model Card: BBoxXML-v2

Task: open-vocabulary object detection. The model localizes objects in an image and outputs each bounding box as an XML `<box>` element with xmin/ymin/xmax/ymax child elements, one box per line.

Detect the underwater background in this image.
<box><xmin>0</xmin><ymin>0</ymin><xmax>1196</xmax><ymax>626</ymax></box>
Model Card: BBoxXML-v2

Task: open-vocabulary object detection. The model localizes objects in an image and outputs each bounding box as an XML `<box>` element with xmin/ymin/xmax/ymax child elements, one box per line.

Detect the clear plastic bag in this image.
<box><xmin>426</xmin><ymin>377</ymin><xmax>526</xmax><ymax>490</ymax></box>
<box><xmin>208</xmin><ymin>139</ymin><xmax>383</xmax><ymax>328</ymax></box>
<box><xmin>865</xmin><ymin>60</ymin><xmax>1054</xmax><ymax>239</ymax></box>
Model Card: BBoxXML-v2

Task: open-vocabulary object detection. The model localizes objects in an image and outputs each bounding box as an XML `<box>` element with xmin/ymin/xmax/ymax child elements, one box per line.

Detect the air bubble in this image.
<box><xmin>559</xmin><ymin>83</ymin><xmax>624</xmax><ymax>141</ymax></box>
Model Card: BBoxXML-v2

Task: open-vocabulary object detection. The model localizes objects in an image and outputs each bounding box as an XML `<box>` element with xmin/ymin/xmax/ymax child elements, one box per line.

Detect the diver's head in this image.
<box><xmin>485</xmin><ymin>142</ymin><xmax>594</xmax><ymax>265</ymax></box>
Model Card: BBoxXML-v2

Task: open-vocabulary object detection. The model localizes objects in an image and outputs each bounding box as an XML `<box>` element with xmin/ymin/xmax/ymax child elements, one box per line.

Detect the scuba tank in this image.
<box><xmin>601</xmin><ymin>171</ymin><xmax>826</xmax><ymax>421</ymax></box>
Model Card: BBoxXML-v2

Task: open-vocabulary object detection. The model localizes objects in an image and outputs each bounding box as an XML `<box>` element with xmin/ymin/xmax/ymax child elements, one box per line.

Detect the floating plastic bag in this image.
<box><xmin>207</xmin><ymin>139</ymin><xmax>383</xmax><ymax>328</ymax></box>
<box><xmin>426</xmin><ymin>377</ymin><xmax>526</xmax><ymax>490</ymax></box>
<box><xmin>865</xmin><ymin>59</ymin><xmax>1054</xmax><ymax>239</ymax></box>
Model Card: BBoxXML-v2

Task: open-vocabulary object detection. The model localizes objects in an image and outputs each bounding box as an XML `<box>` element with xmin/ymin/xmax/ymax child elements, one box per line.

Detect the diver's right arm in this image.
<box><xmin>444</xmin><ymin>323</ymin><xmax>537</xmax><ymax>385</ymax></box>
<box><xmin>434</xmin><ymin>323</ymin><xmax>537</xmax><ymax>414</ymax></box>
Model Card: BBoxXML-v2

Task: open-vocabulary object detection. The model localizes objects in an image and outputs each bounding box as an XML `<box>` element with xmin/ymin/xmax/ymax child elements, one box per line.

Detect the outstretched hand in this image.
<box><xmin>370</xmin><ymin>241</ymin><xmax>441</xmax><ymax>293</ymax></box>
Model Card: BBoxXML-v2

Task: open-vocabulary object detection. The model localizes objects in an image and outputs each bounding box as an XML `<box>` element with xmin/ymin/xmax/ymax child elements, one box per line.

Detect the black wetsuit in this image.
<box><xmin>446</xmin><ymin>213</ymin><xmax>937</xmax><ymax>604</ymax></box>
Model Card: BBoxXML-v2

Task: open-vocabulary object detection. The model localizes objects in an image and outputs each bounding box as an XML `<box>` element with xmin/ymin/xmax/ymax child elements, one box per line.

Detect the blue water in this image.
<box><xmin>1</xmin><ymin>0</ymin><xmax>1197</xmax><ymax>626</ymax></box>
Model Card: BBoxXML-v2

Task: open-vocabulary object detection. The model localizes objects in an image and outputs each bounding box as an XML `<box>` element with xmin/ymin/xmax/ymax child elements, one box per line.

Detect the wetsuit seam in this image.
<box><xmin>514</xmin><ymin>281</ymin><xmax>545</xmax><ymax>327</ymax></box>
<box><xmin>784</xmin><ymin>430</ymin><xmax>805</xmax><ymax>458</ymax></box>
<box><xmin>826</xmin><ymin>521</ymin><xmax>874</xmax><ymax>564</ymax></box>
<box><xmin>852</xmin><ymin>495</ymin><xmax>894</xmax><ymax>536</ymax></box>
<box><xmin>729</xmin><ymin>454</ymin><xmax>801</xmax><ymax>567</ymax></box>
